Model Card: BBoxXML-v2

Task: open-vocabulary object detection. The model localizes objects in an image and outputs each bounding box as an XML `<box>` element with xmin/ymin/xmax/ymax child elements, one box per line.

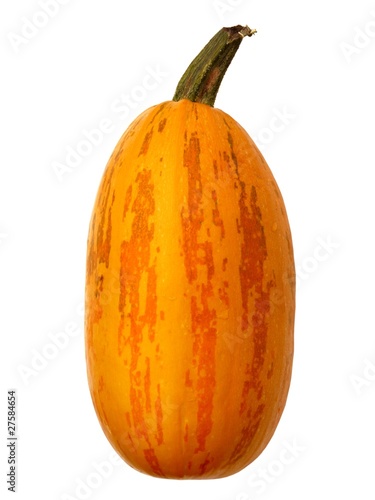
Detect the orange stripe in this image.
<box><xmin>116</xmin><ymin>158</ymin><xmax>162</xmax><ymax>474</ymax></box>
<box><xmin>155</xmin><ymin>384</ymin><xmax>164</xmax><ymax>446</ymax></box>
<box><xmin>223</xmin><ymin>122</ymin><xmax>274</xmax><ymax>464</ymax></box>
<box><xmin>138</xmin><ymin>128</ymin><xmax>154</xmax><ymax>156</ymax></box>
<box><xmin>181</xmin><ymin>124</ymin><xmax>217</xmax><ymax>455</ymax></box>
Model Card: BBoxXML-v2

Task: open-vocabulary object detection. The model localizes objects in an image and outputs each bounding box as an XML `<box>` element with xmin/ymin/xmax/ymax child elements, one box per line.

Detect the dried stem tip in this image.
<box><xmin>173</xmin><ymin>25</ymin><xmax>257</xmax><ymax>107</ymax></box>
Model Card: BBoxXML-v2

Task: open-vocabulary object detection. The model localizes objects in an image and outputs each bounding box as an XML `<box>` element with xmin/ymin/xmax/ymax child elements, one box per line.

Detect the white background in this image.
<box><xmin>1</xmin><ymin>0</ymin><xmax>375</xmax><ymax>498</ymax></box>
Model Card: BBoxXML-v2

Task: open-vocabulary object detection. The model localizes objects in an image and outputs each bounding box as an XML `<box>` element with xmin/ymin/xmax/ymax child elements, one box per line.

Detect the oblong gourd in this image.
<box><xmin>85</xmin><ymin>25</ymin><xmax>295</xmax><ymax>479</ymax></box>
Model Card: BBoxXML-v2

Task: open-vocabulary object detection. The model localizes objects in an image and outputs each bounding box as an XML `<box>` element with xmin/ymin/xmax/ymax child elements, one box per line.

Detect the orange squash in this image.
<box><xmin>85</xmin><ymin>25</ymin><xmax>295</xmax><ymax>479</ymax></box>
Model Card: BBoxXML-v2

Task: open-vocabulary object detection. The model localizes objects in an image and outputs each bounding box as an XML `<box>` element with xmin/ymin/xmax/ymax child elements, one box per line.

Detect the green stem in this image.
<box><xmin>173</xmin><ymin>25</ymin><xmax>256</xmax><ymax>107</ymax></box>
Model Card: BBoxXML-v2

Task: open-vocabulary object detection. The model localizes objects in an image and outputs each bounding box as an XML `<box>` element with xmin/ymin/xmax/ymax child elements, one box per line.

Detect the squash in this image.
<box><xmin>85</xmin><ymin>25</ymin><xmax>295</xmax><ymax>479</ymax></box>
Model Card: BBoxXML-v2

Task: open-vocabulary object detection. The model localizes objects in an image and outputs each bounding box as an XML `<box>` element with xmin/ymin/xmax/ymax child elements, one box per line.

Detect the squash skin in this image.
<box><xmin>85</xmin><ymin>99</ymin><xmax>295</xmax><ymax>479</ymax></box>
